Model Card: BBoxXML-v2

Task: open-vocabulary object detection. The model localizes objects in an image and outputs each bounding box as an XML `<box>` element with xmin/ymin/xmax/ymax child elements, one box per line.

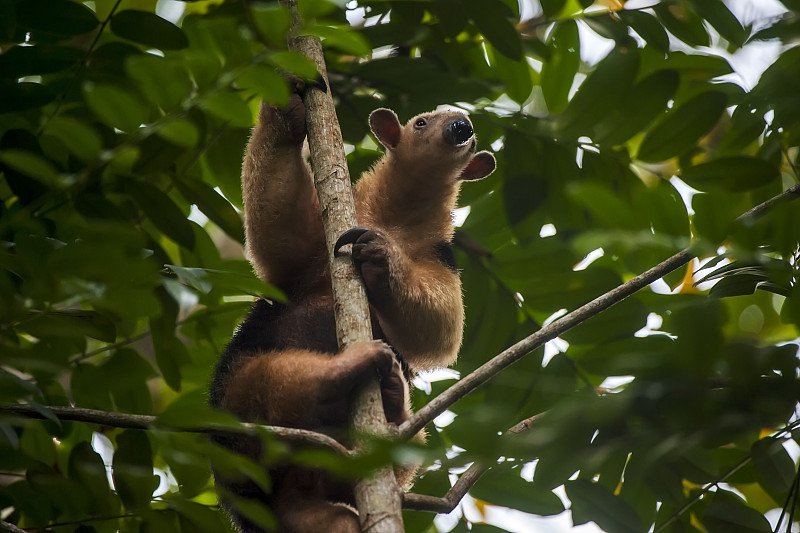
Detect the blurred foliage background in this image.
<box><xmin>1</xmin><ymin>0</ymin><xmax>799</xmax><ymax>531</ymax></box>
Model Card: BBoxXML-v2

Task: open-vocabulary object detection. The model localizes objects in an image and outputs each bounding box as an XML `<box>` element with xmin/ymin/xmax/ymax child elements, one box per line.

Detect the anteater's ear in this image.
<box><xmin>459</xmin><ymin>151</ymin><xmax>496</xmax><ymax>181</ymax></box>
<box><xmin>369</xmin><ymin>108</ymin><xmax>402</xmax><ymax>149</ymax></box>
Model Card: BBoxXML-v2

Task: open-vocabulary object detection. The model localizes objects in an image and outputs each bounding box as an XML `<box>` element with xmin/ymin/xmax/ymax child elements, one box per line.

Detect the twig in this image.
<box><xmin>403</xmin><ymin>414</ymin><xmax>543</xmax><ymax>512</ymax></box>
<box><xmin>397</xmin><ymin>182</ymin><xmax>800</xmax><ymax>440</ymax></box>
<box><xmin>0</xmin><ymin>404</ymin><xmax>351</xmax><ymax>456</ymax></box>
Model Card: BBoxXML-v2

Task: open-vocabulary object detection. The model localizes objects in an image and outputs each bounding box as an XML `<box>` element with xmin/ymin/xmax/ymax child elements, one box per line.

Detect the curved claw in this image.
<box><xmin>334</xmin><ymin>227</ymin><xmax>370</xmax><ymax>257</ymax></box>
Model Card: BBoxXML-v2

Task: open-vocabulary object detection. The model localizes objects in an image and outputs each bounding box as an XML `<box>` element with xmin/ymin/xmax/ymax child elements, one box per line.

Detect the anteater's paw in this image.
<box><xmin>334</xmin><ymin>228</ymin><xmax>396</xmax><ymax>307</ymax></box>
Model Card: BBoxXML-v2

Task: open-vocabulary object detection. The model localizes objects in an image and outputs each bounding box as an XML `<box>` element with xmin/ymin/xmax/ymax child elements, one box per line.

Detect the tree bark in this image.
<box><xmin>281</xmin><ymin>2</ymin><xmax>404</xmax><ymax>531</ymax></box>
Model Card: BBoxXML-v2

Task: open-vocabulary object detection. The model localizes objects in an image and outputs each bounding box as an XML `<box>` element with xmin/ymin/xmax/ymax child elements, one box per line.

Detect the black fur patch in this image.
<box><xmin>433</xmin><ymin>241</ymin><xmax>457</xmax><ymax>272</ymax></box>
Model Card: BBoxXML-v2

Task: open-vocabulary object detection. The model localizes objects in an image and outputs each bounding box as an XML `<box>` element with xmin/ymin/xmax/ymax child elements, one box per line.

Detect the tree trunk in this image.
<box><xmin>282</xmin><ymin>2</ymin><xmax>405</xmax><ymax>531</ymax></box>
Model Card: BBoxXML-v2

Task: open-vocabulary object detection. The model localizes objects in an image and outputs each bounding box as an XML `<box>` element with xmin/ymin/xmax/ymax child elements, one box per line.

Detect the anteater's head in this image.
<box><xmin>369</xmin><ymin>108</ymin><xmax>496</xmax><ymax>182</ymax></box>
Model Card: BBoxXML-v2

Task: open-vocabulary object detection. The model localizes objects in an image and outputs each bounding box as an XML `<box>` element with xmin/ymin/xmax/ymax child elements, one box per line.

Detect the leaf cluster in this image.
<box><xmin>1</xmin><ymin>0</ymin><xmax>799</xmax><ymax>532</ymax></box>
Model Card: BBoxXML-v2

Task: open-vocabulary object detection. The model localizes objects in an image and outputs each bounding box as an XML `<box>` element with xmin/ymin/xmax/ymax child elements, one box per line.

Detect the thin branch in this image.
<box><xmin>397</xmin><ymin>182</ymin><xmax>800</xmax><ymax>441</ymax></box>
<box><xmin>0</xmin><ymin>404</ymin><xmax>352</xmax><ymax>456</ymax></box>
<box><xmin>653</xmin><ymin>457</ymin><xmax>751</xmax><ymax>533</ymax></box>
<box><xmin>403</xmin><ymin>414</ymin><xmax>543</xmax><ymax>513</ymax></box>
<box><xmin>0</xmin><ymin>521</ymin><xmax>26</xmax><ymax>533</ymax></box>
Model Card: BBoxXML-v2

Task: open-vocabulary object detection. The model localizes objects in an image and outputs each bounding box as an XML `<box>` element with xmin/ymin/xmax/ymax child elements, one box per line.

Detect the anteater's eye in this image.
<box><xmin>414</xmin><ymin>118</ymin><xmax>427</xmax><ymax>129</ymax></box>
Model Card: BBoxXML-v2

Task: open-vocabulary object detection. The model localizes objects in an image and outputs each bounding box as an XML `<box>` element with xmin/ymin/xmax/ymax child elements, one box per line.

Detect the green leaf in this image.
<box><xmin>112</xmin><ymin>430</ymin><xmax>160</xmax><ymax>511</ymax></box>
<box><xmin>0</xmin><ymin>149</ymin><xmax>61</xmax><ymax>186</ymax></box>
<box><xmin>156</xmin><ymin>389</ymin><xmax>242</xmax><ymax>430</ymax></box>
<box><xmin>618</xmin><ymin>10</ymin><xmax>669</xmax><ymax>52</ymax></box>
<box><xmin>0</xmin><ymin>0</ymin><xmax>14</xmax><ymax>42</ymax></box>
<box><xmin>566</xmin><ymin>479</ymin><xmax>646</xmax><ymax>533</ymax></box>
<box><xmin>20</xmin><ymin>310</ymin><xmax>117</xmax><ymax>343</ymax></box>
<box><xmin>249</xmin><ymin>3</ymin><xmax>291</xmax><ymax>48</ymax></box>
<box><xmin>541</xmin><ymin>20</ymin><xmax>580</xmax><ymax>114</ymax></box>
<box><xmin>0</xmin><ymin>82</ymin><xmax>56</xmax><ymax>113</ymax></box>
<box><xmin>20</xmin><ymin>422</ymin><xmax>57</xmax><ymax>466</ymax></box>
<box><xmin>16</xmin><ymin>0</ymin><xmax>98</xmax><ymax>38</ymax></box>
<box><xmin>559</xmin><ymin>45</ymin><xmax>640</xmax><ymax>137</ymax></box>
<box><xmin>173</xmin><ymin>177</ymin><xmax>245</xmax><ymax>243</ymax></box>
<box><xmin>751</xmin><ymin>438</ymin><xmax>795</xmax><ymax>493</ymax></box>
<box><xmin>68</xmin><ymin>442</ymin><xmax>113</xmax><ymax>514</ymax></box>
<box><xmin>110</xmin><ymin>10</ymin><xmax>189</xmax><ymax>51</ymax></box>
<box><xmin>463</xmin><ymin>0</ymin><xmax>523</xmax><ymax>61</ymax></box>
<box><xmin>654</xmin><ymin>1</ymin><xmax>710</xmax><ymax>47</ymax></box>
<box><xmin>302</xmin><ymin>25</ymin><xmax>371</xmax><ymax>57</ymax></box>
<box><xmin>157</xmin><ymin>118</ymin><xmax>200</xmax><ymax>148</ymax></box>
<box><xmin>637</xmin><ymin>91</ymin><xmax>728</xmax><ymax>162</ymax></box>
<box><xmin>204</xmin><ymin>90</ymin><xmax>254</xmax><ymax>128</ymax></box>
<box><xmin>125</xmin><ymin>180</ymin><xmax>196</xmax><ymax>249</ymax></box>
<box><xmin>470</xmin><ymin>468</ymin><xmax>565</xmax><ymax>516</ymax></box>
<box><xmin>596</xmin><ymin>69</ymin><xmax>679</xmax><ymax>146</ymax></box>
<box><xmin>688</xmin><ymin>0</ymin><xmax>747</xmax><ymax>47</ymax></box>
<box><xmin>236</xmin><ymin>65</ymin><xmax>290</xmax><ymax>106</ymax></box>
<box><xmin>680</xmin><ymin>157</ymin><xmax>781</xmax><ymax>193</ymax></box>
<box><xmin>42</xmin><ymin>116</ymin><xmax>103</xmax><ymax>163</ymax></box>
<box><xmin>702</xmin><ymin>499</ymin><xmax>771</xmax><ymax>533</ymax></box>
<box><xmin>101</xmin><ymin>348</ymin><xmax>157</xmax><ymax>414</ymax></box>
<box><xmin>540</xmin><ymin>0</ymin><xmax>567</xmax><ymax>17</ymax></box>
<box><xmin>0</xmin><ymin>45</ymin><xmax>83</xmax><ymax>78</ymax></box>
<box><xmin>166</xmin><ymin>264</ymin><xmax>283</xmax><ymax>300</ymax></box>
<box><xmin>83</xmin><ymin>81</ymin><xmax>148</xmax><ymax>132</ymax></box>
<box><xmin>269</xmin><ymin>50</ymin><xmax>319</xmax><ymax>80</ymax></box>
<box><xmin>125</xmin><ymin>54</ymin><xmax>192</xmax><ymax>112</ymax></box>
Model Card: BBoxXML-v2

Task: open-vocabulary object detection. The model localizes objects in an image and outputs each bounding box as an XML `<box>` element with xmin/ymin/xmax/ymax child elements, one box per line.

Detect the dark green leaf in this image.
<box><xmin>173</xmin><ymin>177</ymin><xmax>245</xmax><ymax>243</ymax></box>
<box><xmin>596</xmin><ymin>69</ymin><xmax>679</xmax><ymax>146</ymax></box>
<box><xmin>156</xmin><ymin>389</ymin><xmax>242</xmax><ymax>430</ymax></box>
<box><xmin>42</xmin><ymin>116</ymin><xmax>103</xmax><ymax>163</ymax></box>
<box><xmin>20</xmin><ymin>310</ymin><xmax>116</xmax><ymax>343</ymax></box>
<box><xmin>688</xmin><ymin>0</ymin><xmax>747</xmax><ymax>47</ymax></box>
<box><xmin>0</xmin><ymin>45</ymin><xmax>82</xmax><ymax>78</ymax></box>
<box><xmin>302</xmin><ymin>25</ymin><xmax>371</xmax><ymax>57</ymax></box>
<box><xmin>16</xmin><ymin>0</ymin><xmax>98</xmax><ymax>38</ymax></box>
<box><xmin>702</xmin><ymin>499</ymin><xmax>771</xmax><ymax>533</ymax></box>
<box><xmin>125</xmin><ymin>181</ymin><xmax>196</xmax><ymax>250</ymax></box>
<box><xmin>463</xmin><ymin>0</ymin><xmax>523</xmax><ymax>61</ymax></box>
<box><xmin>471</xmin><ymin>467</ymin><xmax>565</xmax><ymax>516</ymax></box>
<box><xmin>751</xmin><ymin>438</ymin><xmax>795</xmax><ymax>493</ymax></box>
<box><xmin>157</xmin><ymin>119</ymin><xmax>200</xmax><ymax>148</ymax></box>
<box><xmin>236</xmin><ymin>65</ymin><xmax>290</xmax><ymax>107</ymax></box>
<box><xmin>0</xmin><ymin>149</ymin><xmax>61</xmax><ymax>186</ymax></box>
<box><xmin>269</xmin><ymin>50</ymin><xmax>319</xmax><ymax>80</ymax></box>
<box><xmin>540</xmin><ymin>0</ymin><xmax>567</xmax><ymax>17</ymax></box>
<box><xmin>112</xmin><ymin>430</ymin><xmax>160</xmax><ymax>511</ymax></box>
<box><xmin>68</xmin><ymin>442</ymin><xmax>113</xmax><ymax>514</ymax></box>
<box><xmin>126</xmin><ymin>54</ymin><xmax>192</xmax><ymax>112</ymax></box>
<box><xmin>0</xmin><ymin>82</ymin><xmax>56</xmax><ymax>113</ymax></box>
<box><xmin>566</xmin><ymin>479</ymin><xmax>647</xmax><ymax>533</ymax></box>
<box><xmin>618</xmin><ymin>10</ymin><xmax>669</xmax><ymax>51</ymax></box>
<box><xmin>249</xmin><ymin>3</ymin><xmax>290</xmax><ymax>48</ymax></box>
<box><xmin>559</xmin><ymin>45</ymin><xmax>640</xmax><ymax>138</ymax></box>
<box><xmin>681</xmin><ymin>157</ymin><xmax>780</xmax><ymax>193</ymax></box>
<box><xmin>654</xmin><ymin>2</ymin><xmax>710</xmax><ymax>47</ymax></box>
<box><xmin>541</xmin><ymin>20</ymin><xmax>580</xmax><ymax>114</ymax></box>
<box><xmin>110</xmin><ymin>10</ymin><xmax>189</xmax><ymax>51</ymax></box>
<box><xmin>204</xmin><ymin>90</ymin><xmax>254</xmax><ymax>128</ymax></box>
<box><xmin>82</xmin><ymin>81</ymin><xmax>148</xmax><ymax>132</ymax></box>
<box><xmin>637</xmin><ymin>91</ymin><xmax>728</xmax><ymax>162</ymax></box>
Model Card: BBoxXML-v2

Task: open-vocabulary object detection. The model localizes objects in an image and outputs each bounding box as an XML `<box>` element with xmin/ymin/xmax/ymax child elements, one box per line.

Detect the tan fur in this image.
<box><xmin>215</xmin><ymin>100</ymin><xmax>494</xmax><ymax>532</ymax></box>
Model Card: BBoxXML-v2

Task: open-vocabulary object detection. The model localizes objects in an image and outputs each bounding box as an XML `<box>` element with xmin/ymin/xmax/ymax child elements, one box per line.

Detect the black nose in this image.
<box><xmin>446</xmin><ymin>118</ymin><xmax>474</xmax><ymax>145</ymax></box>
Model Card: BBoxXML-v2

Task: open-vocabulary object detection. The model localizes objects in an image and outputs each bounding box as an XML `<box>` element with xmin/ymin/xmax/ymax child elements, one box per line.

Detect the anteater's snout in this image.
<box><xmin>445</xmin><ymin>118</ymin><xmax>474</xmax><ymax>146</ymax></box>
